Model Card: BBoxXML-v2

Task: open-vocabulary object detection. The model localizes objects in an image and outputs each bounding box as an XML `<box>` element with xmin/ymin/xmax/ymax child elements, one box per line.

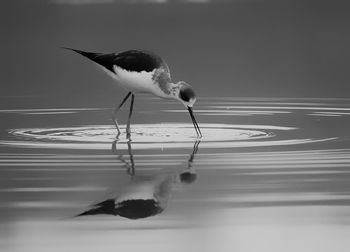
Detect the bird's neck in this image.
<box><xmin>167</xmin><ymin>82</ymin><xmax>181</xmax><ymax>99</ymax></box>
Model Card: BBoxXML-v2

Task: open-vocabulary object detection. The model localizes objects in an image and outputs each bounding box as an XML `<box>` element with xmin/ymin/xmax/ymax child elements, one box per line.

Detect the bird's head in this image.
<box><xmin>174</xmin><ymin>81</ymin><xmax>197</xmax><ymax>107</ymax></box>
<box><xmin>172</xmin><ymin>81</ymin><xmax>202</xmax><ymax>137</ymax></box>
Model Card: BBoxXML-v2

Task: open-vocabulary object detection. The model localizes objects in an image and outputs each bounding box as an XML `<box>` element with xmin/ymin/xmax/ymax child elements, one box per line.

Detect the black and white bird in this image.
<box><xmin>63</xmin><ymin>48</ymin><xmax>202</xmax><ymax>138</ymax></box>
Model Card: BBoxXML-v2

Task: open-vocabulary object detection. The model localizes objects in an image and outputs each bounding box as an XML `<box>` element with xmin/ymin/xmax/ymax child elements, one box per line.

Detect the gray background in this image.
<box><xmin>1</xmin><ymin>0</ymin><xmax>350</xmax><ymax>107</ymax></box>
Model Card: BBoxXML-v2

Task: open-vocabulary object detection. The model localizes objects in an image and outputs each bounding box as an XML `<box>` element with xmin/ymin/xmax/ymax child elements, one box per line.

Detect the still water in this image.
<box><xmin>1</xmin><ymin>97</ymin><xmax>350</xmax><ymax>251</ymax></box>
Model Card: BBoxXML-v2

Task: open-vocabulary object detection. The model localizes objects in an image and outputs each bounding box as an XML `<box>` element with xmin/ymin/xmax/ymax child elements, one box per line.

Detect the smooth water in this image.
<box><xmin>1</xmin><ymin>97</ymin><xmax>350</xmax><ymax>252</ymax></box>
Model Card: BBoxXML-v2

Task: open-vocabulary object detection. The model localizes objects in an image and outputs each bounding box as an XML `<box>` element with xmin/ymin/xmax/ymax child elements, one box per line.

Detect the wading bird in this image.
<box><xmin>63</xmin><ymin>48</ymin><xmax>202</xmax><ymax>138</ymax></box>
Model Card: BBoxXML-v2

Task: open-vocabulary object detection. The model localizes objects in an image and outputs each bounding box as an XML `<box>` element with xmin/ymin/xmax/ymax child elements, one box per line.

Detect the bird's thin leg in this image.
<box><xmin>126</xmin><ymin>94</ymin><xmax>135</xmax><ymax>139</ymax></box>
<box><xmin>188</xmin><ymin>139</ymin><xmax>201</xmax><ymax>168</ymax></box>
<box><xmin>112</xmin><ymin>92</ymin><xmax>132</xmax><ymax>137</ymax></box>
<box><xmin>127</xmin><ymin>140</ymin><xmax>135</xmax><ymax>176</ymax></box>
<box><xmin>112</xmin><ymin>139</ymin><xmax>135</xmax><ymax>176</ymax></box>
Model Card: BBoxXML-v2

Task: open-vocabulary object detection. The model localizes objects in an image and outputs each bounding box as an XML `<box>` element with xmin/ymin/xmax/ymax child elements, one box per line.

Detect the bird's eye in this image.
<box><xmin>180</xmin><ymin>87</ymin><xmax>195</xmax><ymax>102</ymax></box>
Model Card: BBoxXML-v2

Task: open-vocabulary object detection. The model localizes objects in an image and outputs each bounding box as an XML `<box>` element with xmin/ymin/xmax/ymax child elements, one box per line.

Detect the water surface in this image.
<box><xmin>1</xmin><ymin>97</ymin><xmax>350</xmax><ymax>252</ymax></box>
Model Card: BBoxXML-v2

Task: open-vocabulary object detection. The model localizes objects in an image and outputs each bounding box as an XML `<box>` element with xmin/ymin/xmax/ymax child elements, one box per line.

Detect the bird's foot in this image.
<box><xmin>126</xmin><ymin>128</ymin><xmax>132</xmax><ymax>139</ymax></box>
<box><xmin>115</xmin><ymin>131</ymin><xmax>121</xmax><ymax>140</ymax></box>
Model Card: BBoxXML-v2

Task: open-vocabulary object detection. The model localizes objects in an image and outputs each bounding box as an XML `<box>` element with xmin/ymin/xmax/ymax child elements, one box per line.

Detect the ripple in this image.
<box><xmin>8</xmin><ymin>123</ymin><xmax>284</xmax><ymax>142</ymax></box>
<box><xmin>1</xmin><ymin>123</ymin><xmax>335</xmax><ymax>150</ymax></box>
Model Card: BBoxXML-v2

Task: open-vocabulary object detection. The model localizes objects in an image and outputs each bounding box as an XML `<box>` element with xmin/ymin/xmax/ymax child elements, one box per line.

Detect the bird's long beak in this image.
<box><xmin>187</xmin><ymin>106</ymin><xmax>202</xmax><ymax>138</ymax></box>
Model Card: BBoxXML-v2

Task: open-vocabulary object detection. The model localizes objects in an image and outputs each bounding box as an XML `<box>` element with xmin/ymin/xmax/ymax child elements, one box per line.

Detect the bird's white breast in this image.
<box><xmin>111</xmin><ymin>66</ymin><xmax>156</xmax><ymax>93</ymax></box>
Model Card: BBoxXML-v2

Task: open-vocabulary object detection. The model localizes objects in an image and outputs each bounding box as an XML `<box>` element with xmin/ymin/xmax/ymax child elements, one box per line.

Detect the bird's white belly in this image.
<box><xmin>111</xmin><ymin>66</ymin><xmax>155</xmax><ymax>93</ymax></box>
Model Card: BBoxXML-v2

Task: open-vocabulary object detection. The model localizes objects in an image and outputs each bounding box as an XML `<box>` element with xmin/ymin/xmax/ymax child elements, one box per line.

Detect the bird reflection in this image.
<box><xmin>77</xmin><ymin>140</ymin><xmax>200</xmax><ymax>219</ymax></box>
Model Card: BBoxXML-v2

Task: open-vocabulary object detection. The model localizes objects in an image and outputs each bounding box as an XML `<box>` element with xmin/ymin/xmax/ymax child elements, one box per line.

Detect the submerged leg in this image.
<box><xmin>126</xmin><ymin>94</ymin><xmax>135</xmax><ymax>139</ymax></box>
<box><xmin>112</xmin><ymin>139</ymin><xmax>135</xmax><ymax>176</ymax></box>
<box><xmin>112</xmin><ymin>92</ymin><xmax>132</xmax><ymax>136</ymax></box>
<box><xmin>127</xmin><ymin>140</ymin><xmax>135</xmax><ymax>175</ymax></box>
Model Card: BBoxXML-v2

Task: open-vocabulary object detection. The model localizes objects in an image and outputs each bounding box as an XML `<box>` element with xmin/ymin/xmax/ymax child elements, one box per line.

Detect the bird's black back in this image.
<box><xmin>114</xmin><ymin>50</ymin><xmax>163</xmax><ymax>72</ymax></box>
<box><xmin>64</xmin><ymin>48</ymin><xmax>164</xmax><ymax>73</ymax></box>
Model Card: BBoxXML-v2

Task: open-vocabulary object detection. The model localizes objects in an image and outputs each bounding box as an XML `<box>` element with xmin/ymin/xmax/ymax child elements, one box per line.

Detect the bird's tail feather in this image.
<box><xmin>61</xmin><ymin>47</ymin><xmax>101</xmax><ymax>61</ymax></box>
<box><xmin>61</xmin><ymin>47</ymin><xmax>116</xmax><ymax>73</ymax></box>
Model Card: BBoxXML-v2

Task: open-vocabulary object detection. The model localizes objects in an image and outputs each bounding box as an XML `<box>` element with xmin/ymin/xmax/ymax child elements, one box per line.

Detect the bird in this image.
<box><xmin>62</xmin><ymin>48</ymin><xmax>202</xmax><ymax>138</ymax></box>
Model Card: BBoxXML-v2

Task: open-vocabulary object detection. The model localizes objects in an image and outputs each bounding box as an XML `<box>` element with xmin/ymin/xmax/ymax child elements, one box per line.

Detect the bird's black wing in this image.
<box><xmin>63</xmin><ymin>48</ymin><xmax>163</xmax><ymax>73</ymax></box>
<box><xmin>113</xmin><ymin>50</ymin><xmax>163</xmax><ymax>72</ymax></box>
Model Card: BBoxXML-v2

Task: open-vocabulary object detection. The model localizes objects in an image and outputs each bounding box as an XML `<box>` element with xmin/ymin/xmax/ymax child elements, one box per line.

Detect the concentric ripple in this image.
<box><xmin>2</xmin><ymin>99</ymin><xmax>347</xmax><ymax>150</ymax></box>
<box><xmin>9</xmin><ymin>123</ymin><xmax>281</xmax><ymax>142</ymax></box>
<box><xmin>2</xmin><ymin>123</ymin><xmax>334</xmax><ymax>150</ymax></box>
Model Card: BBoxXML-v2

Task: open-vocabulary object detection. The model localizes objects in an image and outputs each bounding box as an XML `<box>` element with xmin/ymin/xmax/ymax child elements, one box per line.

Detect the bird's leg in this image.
<box><xmin>112</xmin><ymin>92</ymin><xmax>132</xmax><ymax>137</ymax></box>
<box><xmin>188</xmin><ymin>139</ymin><xmax>200</xmax><ymax>169</ymax></box>
<box><xmin>111</xmin><ymin>139</ymin><xmax>135</xmax><ymax>176</ymax></box>
<box><xmin>127</xmin><ymin>139</ymin><xmax>135</xmax><ymax>176</ymax></box>
<box><xmin>126</xmin><ymin>94</ymin><xmax>135</xmax><ymax>139</ymax></box>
